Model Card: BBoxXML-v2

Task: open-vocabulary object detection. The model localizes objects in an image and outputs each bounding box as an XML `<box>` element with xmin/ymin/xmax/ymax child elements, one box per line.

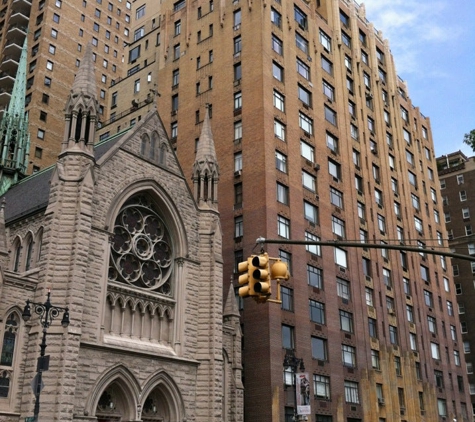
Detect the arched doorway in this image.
<box><xmin>141</xmin><ymin>387</ymin><xmax>171</xmax><ymax>422</ymax></box>
<box><xmin>95</xmin><ymin>382</ymin><xmax>135</xmax><ymax>422</ymax></box>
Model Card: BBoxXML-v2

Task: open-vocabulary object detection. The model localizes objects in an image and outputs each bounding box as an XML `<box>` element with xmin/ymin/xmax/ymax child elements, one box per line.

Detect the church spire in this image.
<box><xmin>0</xmin><ymin>37</ymin><xmax>30</xmax><ymax>195</ymax></box>
<box><xmin>63</xmin><ymin>44</ymin><xmax>98</xmax><ymax>155</ymax></box>
<box><xmin>192</xmin><ymin>105</ymin><xmax>219</xmax><ymax>208</ymax></box>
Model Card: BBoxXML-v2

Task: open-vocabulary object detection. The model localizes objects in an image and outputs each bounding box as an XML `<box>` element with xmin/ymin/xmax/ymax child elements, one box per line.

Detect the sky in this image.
<box><xmin>362</xmin><ymin>0</ymin><xmax>475</xmax><ymax>157</ymax></box>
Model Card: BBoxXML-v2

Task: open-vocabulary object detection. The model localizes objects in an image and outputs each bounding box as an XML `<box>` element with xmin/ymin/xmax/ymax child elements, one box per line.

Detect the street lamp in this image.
<box><xmin>283</xmin><ymin>350</ymin><xmax>305</xmax><ymax>422</ymax></box>
<box><xmin>22</xmin><ymin>290</ymin><xmax>70</xmax><ymax>422</ymax></box>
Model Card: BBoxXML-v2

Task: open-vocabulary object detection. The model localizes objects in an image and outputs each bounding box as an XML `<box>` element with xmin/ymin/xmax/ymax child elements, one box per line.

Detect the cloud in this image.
<box><xmin>362</xmin><ymin>0</ymin><xmax>451</xmax><ymax>75</ymax></box>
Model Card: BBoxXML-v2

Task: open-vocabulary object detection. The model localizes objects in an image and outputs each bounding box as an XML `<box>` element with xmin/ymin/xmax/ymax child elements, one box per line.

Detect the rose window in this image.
<box><xmin>108</xmin><ymin>195</ymin><xmax>173</xmax><ymax>294</ymax></box>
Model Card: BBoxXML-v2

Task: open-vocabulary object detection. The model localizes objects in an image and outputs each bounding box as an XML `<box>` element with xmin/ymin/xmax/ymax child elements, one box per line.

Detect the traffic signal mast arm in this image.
<box><xmin>255</xmin><ymin>237</ymin><xmax>475</xmax><ymax>262</ymax></box>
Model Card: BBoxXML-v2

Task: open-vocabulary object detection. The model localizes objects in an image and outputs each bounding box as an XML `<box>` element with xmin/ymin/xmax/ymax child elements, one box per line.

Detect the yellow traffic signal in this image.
<box><xmin>251</xmin><ymin>253</ymin><xmax>271</xmax><ymax>297</ymax></box>
<box><xmin>238</xmin><ymin>257</ymin><xmax>255</xmax><ymax>298</ymax></box>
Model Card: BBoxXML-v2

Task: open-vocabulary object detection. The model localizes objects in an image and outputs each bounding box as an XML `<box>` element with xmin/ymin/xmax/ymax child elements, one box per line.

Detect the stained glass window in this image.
<box><xmin>108</xmin><ymin>195</ymin><xmax>173</xmax><ymax>294</ymax></box>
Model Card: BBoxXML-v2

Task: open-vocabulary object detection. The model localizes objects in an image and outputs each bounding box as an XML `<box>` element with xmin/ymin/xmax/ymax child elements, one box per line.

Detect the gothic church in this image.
<box><xmin>0</xmin><ymin>44</ymin><xmax>242</xmax><ymax>421</ymax></box>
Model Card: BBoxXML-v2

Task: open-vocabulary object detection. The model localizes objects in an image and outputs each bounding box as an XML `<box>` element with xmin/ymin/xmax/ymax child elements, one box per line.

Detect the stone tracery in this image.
<box><xmin>108</xmin><ymin>194</ymin><xmax>173</xmax><ymax>295</ymax></box>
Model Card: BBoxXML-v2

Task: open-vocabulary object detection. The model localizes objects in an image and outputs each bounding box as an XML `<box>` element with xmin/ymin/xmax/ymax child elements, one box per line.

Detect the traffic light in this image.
<box><xmin>238</xmin><ymin>257</ymin><xmax>255</xmax><ymax>298</ymax></box>
<box><xmin>251</xmin><ymin>253</ymin><xmax>271</xmax><ymax>297</ymax></box>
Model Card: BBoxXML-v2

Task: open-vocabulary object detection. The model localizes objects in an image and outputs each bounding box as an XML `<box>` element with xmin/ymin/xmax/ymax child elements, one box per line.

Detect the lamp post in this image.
<box><xmin>22</xmin><ymin>291</ymin><xmax>70</xmax><ymax>422</ymax></box>
<box><xmin>283</xmin><ymin>350</ymin><xmax>305</xmax><ymax>422</ymax></box>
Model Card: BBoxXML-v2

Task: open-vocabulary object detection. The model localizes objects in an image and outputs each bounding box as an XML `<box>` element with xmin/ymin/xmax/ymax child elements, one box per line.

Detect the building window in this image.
<box><xmin>174</xmin><ymin>20</ymin><xmax>181</xmax><ymax>36</ymax></box>
<box><xmin>299</xmin><ymin>112</ymin><xmax>313</xmax><ymax>135</ymax></box>
<box><xmin>271</xmin><ymin>8</ymin><xmax>281</xmax><ymax>28</ymax></box>
<box><xmin>278</xmin><ymin>216</ymin><xmax>290</xmax><ymax>239</ymax></box>
<box><xmin>371</xmin><ymin>349</ymin><xmax>380</xmax><ymax>369</ymax></box>
<box><xmin>321</xmin><ymin>56</ymin><xmax>333</xmax><ymax>75</ymax></box>
<box><xmin>274</xmin><ymin>120</ymin><xmax>285</xmax><ymax>141</ymax></box>
<box><xmin>307</xmin><ymin>265</ymin><xmax>322</xmax><ymax>289</ymax></box>
<box><xmin>298</xmin><ymin>85</ymin><xmax>311</xmax><ymax>107</ymax></box>
<box><xmin>233</xmin><ymin>91</ymin><xmax>242</xmax><ymax>111</ymax></box>
<box><xmin>272</xmin><ymin>62</ymin><xmax>283</xmax><ymax>82</ymax></box>
<box><xmin>1</xmin><ymin>313</ymin><xmax>19</xmax><ymax>367</ymax></box>
<box><xmin>300</xmin><ymin>140</ymin><xmax>314</xmax><ymax>162</ymax></box>
<box><xmin>326</xmin><ymin>133</ymin><xmax>338</xmax><ymax>153</ymax></box>
<box><xmin>136</xmin><ymin>4</ymin><xmax>146</xmax><ymax>19</ymax></box>
<box><xmin>273</xmin><ymin>90</ymin><xmax>285</xmax><ymax>111</ymax></box>
<box><xmin>330</xmin><ymin>187</ymin><xmax>343</xmax><ymax>208</ymax></box>
<box><xmin>233</xmin><ymin>9</ymin><xmax>241</xmax><ymax>28</ymax></box>
<box><xmin>281</xmin><ymin>286</ymin><xmax>293</xmax><ymax>311</ymax></box>
<box><xmin>336</xmin><ymin>277</ymin><xmax>350</xmax><ymax>300</ymax></box>
<box><xmin>454</xmin><ymin>350</ymin><xmax>461</xmax><ymax>366</ymax></box>
<box><xmin>344</xmin><ymin>381</ymin><xmax>359</xmax><ymax>404</ymax></box>
<box><xmin>322</xmin><ymin>81</ymin><xmax>335</xmax><ymax>102</ymax></box>
<box><xmin>447</xmin><ymin>300</ymin><xmax>454</xmax><ymax>316</ymax></box>
<box><xmin>302</xmin><ymin>171</ymin><xmax>316</xmax><ymax>192</ymax></box>
<box><xmin>173</xmin><ymin>44</ymin><xmax>181</xmax><ymax>60</ymax></box>
<box><xmin>231</xmin><ymin>121</ymin><xmax>242</xmax><ymax>143</ymax></box>
<box><xmin>272</xmin><ymin>34</ymin><xmax>283</xmax><ymax>55</ymax></box>
<box><xmin>234</xmin><ymin>183</ymin><xmax>242</xmax><ymax>206</ymax></box>
<box><xmin>274</xmin><ymin>151</ymin><xmax>287</xmax><ymax>173</ymax></box>
<box><xmin>324</xmin><ymin>106</ymin><xmax>337</xmax><ymax>126</ymax></box>
<box><xmin>431</xmin><ymin>342</ymin><xmax>440</xmax><ymax>360</ymax></box>
<box><xmin>234</xmin><ymin>216</ymin><xmax>243</xmax><ymax>238</ymax></box>
<box><xmin>304</xmin><ymin>201</ymin><xmax>318</xmax><ymax>225</ymax></box>
<box><xmin>279</xmin><ymin>250</ymin><xmax>291</xmax><ymax>275</ymax></box>
<box><xmin>295</xmin><ymin>33</ymin><xmax>309</xmax><ymax>54</ymax></box>
<box><xmin>339</xmin><ymin>310</ymin><xmax>353</xmax><ymax>333</ymax></box>
<box><xmin>313</xmin><ymin>375</ymin><xmax>330</xmax><ymax>400</ymax></box>
<box><xmin>234</xmin><ymin>36</ymin><xmax>242</xmax><ymax>54</ymax></box>
<box><xmin>297</xmin><ymin>58</ymin><xmax>310</xmax><ymax>80</ymax></box>
<box><xmin>282</xmin><ymin>325</ymin><xmax>294</xmax><ymax>350</ymax></box>
<box><xmin>305</xmin><ymin>232</ymin><xmax>320</xmax><ymax>256</ymax></box>
<box><xmin>341</xmin><ymin>31</ymin><xmax>351</xmax><ymax>48</ymax></box>
<box><xmin>368</xmin><ymin>318</ymin><xmax>377</xmax><ymax>338</ymax></box>
<box><xmin>311</xmin><ymin>337</ymin><xmax>327</xmax><ymax>360</ymax></box>
<box><xmin>389</xmin><ymin>325</ymin><xmax>398</xmax><ymax>345</ymax></box>
<box><xmin>310</xmin><ymin>300</ymin><xmax>325</xmax><ymax>324</ymax></box>
<box><xmin>294</xmin><ymin>5</ymin><xmax>307</xmax><ymax>30</ymax></box>
<box><xmin>134</xmin><ymin>79</ymin><xmax>141</xmax><ymax>94</ymax></box>
<box><xmin>332</xmin><ymin>216</ymin><xmax>345</xmax><ymax>238</ymax></box>
<box><xmin>276</xmin><ymin>183</ymin><xmax>289</xmax><ymax>205</ymax></box>
<box><xmin>319</xmin><ymin>30</ymin><xmax>331</xmax><ymax>51</ymax></box>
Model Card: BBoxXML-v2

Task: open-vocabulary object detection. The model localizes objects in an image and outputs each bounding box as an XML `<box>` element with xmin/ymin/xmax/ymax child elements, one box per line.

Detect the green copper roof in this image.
<box><xmin>0</xmin><ymin>37</ymin><xmax>30</xmax><ymax>196</ymax></box>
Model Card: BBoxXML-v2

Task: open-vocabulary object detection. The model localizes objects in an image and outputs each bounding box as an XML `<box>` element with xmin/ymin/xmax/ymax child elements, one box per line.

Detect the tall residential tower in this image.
<box><xmin>0</xmin><ymin>0</ymin><xmax>470</xmax><ymax>420</ymax></box>
<box><xmin>437</xmin><ymin>151</ymin><xmax>475</xmax><ymax>419</ymax></box>
<box><xmin>98</xmin><ymin>0</ymin><xmax>471</xmax><ymax>421</ymax></box>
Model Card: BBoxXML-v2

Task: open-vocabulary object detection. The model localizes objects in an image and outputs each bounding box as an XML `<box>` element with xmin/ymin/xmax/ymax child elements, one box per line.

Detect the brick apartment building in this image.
<box><xmin>97</xmin><ymin>0</ymin><xmax>472</xmax><ymax>421</ymax></box>
<box><xmin>0</xmin><ymin>0</ymin><xmax>472</xmax><ymax>420</ymax></box>
<box><xmin>437</xmin><ymin>151</ymin><xmax>475</xmax><ymax>418</ymax></box>
<box><xmin>0</xmin><ymin>0</ymin><xmax>130</xmax><ymax>172</ymax></box>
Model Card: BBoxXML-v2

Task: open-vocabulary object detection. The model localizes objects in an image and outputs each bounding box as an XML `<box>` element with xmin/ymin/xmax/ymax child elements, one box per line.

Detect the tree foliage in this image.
<box><xmin>463</xmin><ymin>129</ymin><xmax>475</xmax><ymax>151</ymax></box>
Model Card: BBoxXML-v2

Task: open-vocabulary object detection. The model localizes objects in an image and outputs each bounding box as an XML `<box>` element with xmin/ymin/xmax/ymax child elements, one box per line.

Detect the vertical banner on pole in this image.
<box><xmin>296</xmin><ymin>372</ymin><xmax>311</xmax><ymax>415</ymax></box>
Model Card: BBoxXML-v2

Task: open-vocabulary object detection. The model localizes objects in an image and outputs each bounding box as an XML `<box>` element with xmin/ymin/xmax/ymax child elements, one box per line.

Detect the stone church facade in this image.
<box><xmin>0</xmin><ymin>46</ymin><xmax>242</xmax><ymax>421</ymax></box>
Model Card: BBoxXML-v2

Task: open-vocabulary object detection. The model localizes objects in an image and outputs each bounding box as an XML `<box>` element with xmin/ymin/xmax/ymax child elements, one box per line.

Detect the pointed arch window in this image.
<box><xmin>0</xmin><ymin>371</ymin><xmax>10</xmax><ymax>397</ymax></box>
<box><xmin>1</xmin><ymin>313</ymin><xmax>19</xmax><ymax>366</ymax></box>
<box><xmin>24</xmin><ymin>235</ymin><xmax>34</xmax><ymax>271</ymax></box>
<box><xmin>12</xmin><ymin>240</ymin><xmax>21</xmax><ymax>272</ymax></box>
<box><xmin>140</xmin><ymin>134</ymin><xmax>148</xmax><ymax>156</ymax></box>
<box><xmin>149</xmin><ymin>133</ymin><xmax>156</xmax><ymax>160</ymax></box>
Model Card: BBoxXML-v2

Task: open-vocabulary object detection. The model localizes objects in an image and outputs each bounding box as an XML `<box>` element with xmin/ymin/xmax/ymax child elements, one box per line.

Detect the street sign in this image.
<box><xmin>36</xmin><ymin>355</ymin><xmax>50</xmax><ymax>372</ymax></box>
<box><xmin>25</xmin><ymin>417</ymin><xmax>36</xmax><ymax>422</ymax></box>
<box><xmin>30</xmin><ymin>373</ymin><xmax>44</xmax><ymax>394</ymax></box>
